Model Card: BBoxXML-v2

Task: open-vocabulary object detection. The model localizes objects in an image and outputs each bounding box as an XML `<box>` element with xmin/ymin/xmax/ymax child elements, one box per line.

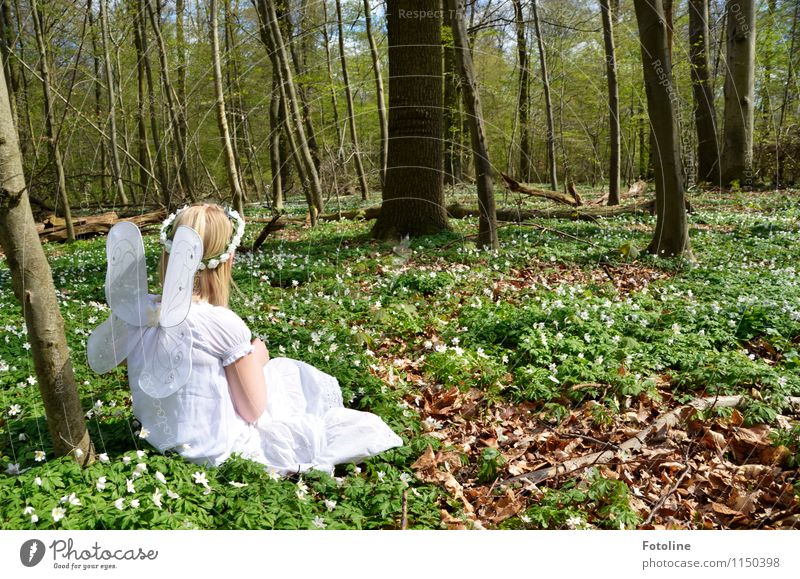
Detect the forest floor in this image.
<box><xmin>1</xmin><ymin>186</ymin><xmax>799</xmax><ymax>529</ymax></box>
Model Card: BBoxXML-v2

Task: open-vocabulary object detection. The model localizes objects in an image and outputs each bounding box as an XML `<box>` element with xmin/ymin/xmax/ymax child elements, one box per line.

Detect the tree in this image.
<box><xmin>446</xmin><ymin>0</ymin><xmax>497</xmax><ymax>249</ymax></box>
<box><xmin>0</xmin><ymin>51</ymin><xmax>95</xmax><ymax>464</ymax></box>
<box><xmin>531</xmin><ymin>0</ymin><xmax>557</xmax><ymax>191</ymax></box>
<box><xmin>31</xmin><ymin>0</ymin><xmax>73</xmax><ymax>241</ymax></box>
<box><xmin>99</xmin><ymin>0</ymin><xmax>128</xmax><ymax>206</ymax></box>
<box><xmin>721</xmin><ymin>0</ymin><xmax>756</xmax><ymax>186</ymax></box>
<box><xmin>335</xmin><ymin>0</ymin><xmax>369</xmax><ymax>200</ymax></box>
<box><xmin>599</xmin><ymin>0</ymin><xmax>620</xmax><ymax>205</ymax></box>
<box><xmin>210</xmin><ymin>0</ymin><xmax>245</xmax><ymax>214</ymax></box>
<box><xmin>363</xmin><ymin>0</ymin><xmax>388</xmax><ymax>189</ymax></box>
<box><xmin>512</xmin><ymin>0</ymin><xmax>531</xmax><ymax>182</ymax></box>
<box><xmin>372</xmin><ymin>0</ymin><xmax>449</xmax><ymax>239</ymax></box>
<box><xmin>689</xmin><ymin>0</ymin><xmax>721</xmax><ymax>184</ymax></box>
<box><xmin>632</xmin><ymin>0</ymin><xmax>691</xmax><ymax>257</ymax></box>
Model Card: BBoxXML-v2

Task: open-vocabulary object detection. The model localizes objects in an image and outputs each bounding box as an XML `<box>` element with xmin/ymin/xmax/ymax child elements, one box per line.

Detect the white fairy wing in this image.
<box><xmin>86</xmin><ymin>313</ymin><xmax>145</xmax><ymax>374</ymax></box>
<box><xmin>137</xmin><ymin>321</ymin><xmax>194</xmax><ymax>398</ymax></box>
<box><xmin>159</xmin><ymin>225</ymin><xmax>203</xmax><ymax>328</ymax></box>
<box><xmin>105</xmin><ymin>221</ymin><xmax>151</xmax><ymax>327</ymax></box>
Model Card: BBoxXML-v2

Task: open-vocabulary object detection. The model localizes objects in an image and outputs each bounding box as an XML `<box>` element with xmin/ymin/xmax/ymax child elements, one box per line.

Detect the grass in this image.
<box><xmin>1</xmin><ymin>187</ymin><xmax>799</xmax><ymax>529</ymax></box>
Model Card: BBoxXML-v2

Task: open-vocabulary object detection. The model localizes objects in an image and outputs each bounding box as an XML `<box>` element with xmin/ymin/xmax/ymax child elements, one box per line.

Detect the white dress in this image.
<box><xmin>126</xmin><ymin>297</ymin><xmax>403</xmax><ymax>476</ymax></box>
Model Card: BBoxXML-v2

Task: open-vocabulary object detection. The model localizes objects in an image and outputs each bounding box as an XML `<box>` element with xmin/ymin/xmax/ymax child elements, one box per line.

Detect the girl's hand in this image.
<box><xmin>252</xmin><ymin>337</ymin><xmax>270</xmax><ymax>366</ymax></box>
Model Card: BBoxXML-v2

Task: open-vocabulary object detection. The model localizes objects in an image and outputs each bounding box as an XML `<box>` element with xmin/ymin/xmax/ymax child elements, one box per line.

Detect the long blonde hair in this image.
<box><xmin>159</xmin><ymin>203</ymin><xmax>234</xmax><ymax>307</ymax></box>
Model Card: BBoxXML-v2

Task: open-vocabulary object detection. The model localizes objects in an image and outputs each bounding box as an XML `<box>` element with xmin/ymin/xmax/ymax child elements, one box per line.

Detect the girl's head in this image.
<box><xmin>159</xmin><ymin>203</ymin><xmax>236</xmax><ymax>307</ymax></box>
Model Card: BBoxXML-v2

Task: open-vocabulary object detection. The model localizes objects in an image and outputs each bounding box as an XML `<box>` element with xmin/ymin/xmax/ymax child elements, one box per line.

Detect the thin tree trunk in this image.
<box><xmin>0</xmin><ymin>0</ymin><xmax>18</xmax><ymax>127</ymax></box>
<box><xmin>531</xmin><ymin>0</ymin><xmax>557</xmax><ymax>191</ymax></box>
<box><xmin>336</xmin><ymin>0</ymin><xmax>369</xmax><ymax>200</ymax></box>
<box><xmin>512</xmin><ymin>0</ymin><xmax>531</xmax><ymax>183</ymax></box>
<box><xmin>633</xmin><ymin>0</ymin><xmax>691</xmax><ymax>257</ymax></box>
<box><xmin>363</xmin><ymin>0</ymin><xmax>388</xmax><ymax>189</ymax></box>
<box><xmin>176</xmin><ymin>0</ymin><xmax>188</xmax><ymax>156</ymax></box>
<box><xmin>137</xmin><ymin>0</ymin><xmax>168</xmax><ymax>208</ymax></box>
<box><xmin>99</xmin><ymin>0</ymin><xmax>128</xmax><ymax>206</ymax></box>
<box><xmin>372</xmin><ymin>0</ymin><xmax>449</xmax><ymax>239</ymax></box>
<box><xmin>131</xmin><ymin>0</ymin><xmax>153</xmax><ymax>202</ymax></box>
<box><xmin>321</xmin><ymin>0</ymin><xmax>344</xmax><ymax>159</ymax></box>
<box><xmin>88</xmin><ymin>2</ymin><xmax>111</xmax><ymax>199</ymax></box>
<box><xmin>0</xmin><ymin>54</ymin><xmax>94</xmax><ymax>464</ymax></box>
<box><xmin>258</xmin><ymin>0</ymin><xmax>323</xmax><ymax>221</ymax></box>
<box><xmin>146</xmin><ymin>0</ymin><xmax>194</xmax><ymax>200</ymax></box>
<box><xmin>600</xmin><ymin>0</ymin><xmax>621</xmax><ymax>205</ymax></box>
<box><xmin>443</xmin><ymin>12</ymin><xmax>462</xmax><ymax>185</ymax></box>
<box><xmin>689</xmin><ymin>0</ymin><xmax>721</xmax><ymax>184</ymax></box>
<box><xmin>31</xmin><ymin>0</ymin><xmax>73</xmax><ymax>241</ymax></box>
<box><xmin>777</xmin><ymin>0</ymin><xmax>799</xmax><ymax>186</ymax></box>
<box><xmin>11</xmin><ymin>0</ymin><xmax>34</xmax><ymax>161</ymax></box>
<box><xmin>447</xmin><ymin>0</ymin><xmax>497</xmax><ymax>249</ymax></box>
<box><xmin>269</xmin><ymin>67</ymin><xmax>284</xmax><ymax>209</ymax></box>
<box><xmin>211</xmin><ymin>0</ymin><xmax>245</xmax><ymax>214</ymax></box>
<box><xmin>721</xmin><ymin>0</ymin><xmax>756</xmax><ymax>186</ymax></box>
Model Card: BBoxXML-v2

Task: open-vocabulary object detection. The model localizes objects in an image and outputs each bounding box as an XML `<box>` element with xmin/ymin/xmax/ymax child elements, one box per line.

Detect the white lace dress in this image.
<box><xmin>126</xmin><ymin>297</ymin><xmax>403</xmax><ymax>475</ymax></box>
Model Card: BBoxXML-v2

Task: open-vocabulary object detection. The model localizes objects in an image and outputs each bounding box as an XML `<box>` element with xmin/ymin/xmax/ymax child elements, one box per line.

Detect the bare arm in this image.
<box><xmin>224</xmin><ymin>338</ymin><xmax>269</xmax><ymax>424</ymax></box>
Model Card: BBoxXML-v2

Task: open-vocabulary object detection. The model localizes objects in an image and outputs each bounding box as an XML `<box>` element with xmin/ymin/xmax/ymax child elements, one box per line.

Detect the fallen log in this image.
<box><xmin>500</xmin><ymin>173</ymin><xmax>582</xmax><ymax>206</ymax></box>
<box><xmin>592</xmin><ymin>179</ymin><xmax>648</xmax><ymax>206</ymax></box>
<box><xmin>38</xmin><ymin>210</ymin><xmax>166</xmax><ymax>242</ymax></box>
<box><xmin>499</xmin><ymin>394</ymin><xmax>800</xmax><ymax>488</ymax></box>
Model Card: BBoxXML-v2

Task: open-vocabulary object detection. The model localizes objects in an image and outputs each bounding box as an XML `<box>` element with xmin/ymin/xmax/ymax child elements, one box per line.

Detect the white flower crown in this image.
<box><xmin>159</xmin><ymin>205</ymin><xmax>245</xmax><ymax>270</ymax></box>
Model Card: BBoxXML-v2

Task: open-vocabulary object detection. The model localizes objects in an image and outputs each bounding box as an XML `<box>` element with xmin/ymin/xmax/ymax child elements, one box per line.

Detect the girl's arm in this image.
<box><xmin>224</xmin><ymin>340</ymin><xmax>268</xmax><ymax>423</ymax></box>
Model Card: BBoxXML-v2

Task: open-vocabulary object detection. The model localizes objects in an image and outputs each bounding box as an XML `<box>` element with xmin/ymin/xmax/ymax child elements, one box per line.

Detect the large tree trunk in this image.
<box><xmin>721</xmin><ymin>0</ymin><xmax>756</xmax><ymax>186</ymax></box>
<box><xmin>531</xmin><ymin>0</ymin><xmax>557</xmax><ymax>191</ymax></box>
<box><xmin>447</xmin><ymin>0</ymin><xmax>497</xmax><ymax>249</ymax></box>
<box><xmin>633</xmin><ymin>0</ymin><xmax>691</xmax><ymax>257</ymax></box>
<box><xmin>0</xmin><ymin>53</ymin><xmax>94</xmax><ymax>464</ymax></box>
<box><xmin>99</xmin><ymin>0</ymin><xmax>128</xmax><ymax>206</ymax></box>
<box><xmin>265</xmin><ymin>0</ymin><xmax>323</xmax><ymax>219</ymax></box>
<box><xmin>363</xmin><ymin>0</ymin><xmax>388</xmax><ymax>189</ymax></box>
<box><xmin>689</xmin><ymin>0</ymin><xmax>721</xmax><ymax>184</ymax></box>
<box><xmin>512</xmin><ymin>0</ymin><xmax>531</xmax><ymax>183</ymax></box>
<box><xmin>372</xmin><ymin>0</ymin><xmax>449</xmax><ymax>239</ymax></box>
<box><xmin>211</xmin><ymin>0</ymin><xmax>245</xmax><ymax>214</ymax></box>
<box><xmin>31</xmin><ymin>0</ymin><xmax>73</xmax><ymax>241</ymax></box>
<box><xmin>599</xmin><ymin>0</ymin><xmax>621</xmax><ymax>205</ymax></box>
<box><xmin>335</xmin><ymin>0</ymin><xmax>369</xmax><ymax>200</ymax></box>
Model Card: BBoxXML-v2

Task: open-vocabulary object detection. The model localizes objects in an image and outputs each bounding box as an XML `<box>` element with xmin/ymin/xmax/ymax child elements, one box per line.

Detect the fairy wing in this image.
<box><xmin>159</xmin><ymin>225</ymin><xmax>203</xmax><ymax>327</ymax></box>
<box><xmin>104</xmin><ymin>221</ymin><xmax>151</xmax><ymax>327</ymax></box>
<box><xmin>136</xmin><ymin>225</ymin><xmax>203</xmax><ymax>398</ymax></box>
<box><xmin>86</xmin><ymin>312</ymin><xmax>145</xmax><ymax>374</ymax></box>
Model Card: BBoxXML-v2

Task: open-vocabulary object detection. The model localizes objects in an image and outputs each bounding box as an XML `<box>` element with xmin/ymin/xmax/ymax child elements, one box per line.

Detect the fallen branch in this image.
<box><xmin>499</xmin><ymin>395</ymin><xmax>800</xmax><ymax>487</ymax></box>
<box><xmin>501</xmin><ymin>173</ymin><xmax>582</xmax><ymax>206</ymax></box>
<box><xmin>592</xmin><ymin>179</ymin><xmax>648</xmax><ymax>206</ymax></box>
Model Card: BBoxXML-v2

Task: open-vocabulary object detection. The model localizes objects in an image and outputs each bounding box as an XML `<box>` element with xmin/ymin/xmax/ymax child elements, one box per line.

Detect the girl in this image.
<box><xmin>124</xmin><ymin>203</ymin><xmax>402</xmax><ymax>475</ymax></box>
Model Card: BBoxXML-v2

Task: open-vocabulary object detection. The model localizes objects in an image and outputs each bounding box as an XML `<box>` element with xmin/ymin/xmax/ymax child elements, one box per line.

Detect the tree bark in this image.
<box><xmin>210</xmin><ymin>0</ymin><xmax>245</xmax><ymax>214</ymax></box>
<box><xmin>442</xmin><ymin>13</ymin><xmax>462</xmax><ymax>185</ymax></box>
<box><xmin>512</xmin><ymin>0</ymin><xmax>531</xmax><ymax>183</ymax></box>
<box><xmin>363</xmin><ymin>0</ymin><xmax>388</xmax><ymax>189</ymax></box>
<box><xmin>721</xmin><ymin>0</ymin><xmax>756</xmax><ymax>186</ymax></box>
<box><xmin>0</xmin><ymin>0</ymin><xmax>18</xmax><ymax>127</ymax></box>
<box><xmin>269</xmin><ymin>67</ymin><xmax>284</xmax><ymax>209</ymax></box>
<box><xmin>336</xmin><ymin>0</ymin><xmax>369</xmax><ymax>200</ymax></box>
<box><xmin>0</xmin><ymin>52</ymin><xmax>94</xmax><ymax>464</ymax></box>
<box><xmin>599</xmin><ymin>0</ymin><xmax>621</xmax><ymax>205</ymax></box>
<box><xmin>633</xmin><ymin>0</ymin><xmax>691</xmax><ymax>257</ymax></box>
<box><xmin>31</xmin><ymin>0</ymin><xmax>73</xmax><ymax>241</ymax></box>
<box><xmin>372</xmin><ymin>0</ymin><xmax>449</xmax><ymax>239</ymax></box>
<box><xmin>99</xmin><ymin>0</ymin><xmax>128</xmax><ymax>206</ymax></box>
<box><xmin>689</xmin><ymin>0</ymin><xmax>721</xmax><ymax>184</ymax></box>
<box><xmin>447</xmin><ymin>0</ymin><xmax>497</xmax><ymax>249</ymax></box>
<box><xmin>531</xmin><ymin>0</ymin><xmax>557</xmax><ymax>191</ymax></box>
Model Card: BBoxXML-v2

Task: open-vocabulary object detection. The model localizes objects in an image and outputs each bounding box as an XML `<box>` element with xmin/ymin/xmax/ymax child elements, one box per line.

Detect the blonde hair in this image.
<box><xmin>159</xmin><ymin>203</ymin><xmax>234</xmax><ymax>307</ymax></box>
